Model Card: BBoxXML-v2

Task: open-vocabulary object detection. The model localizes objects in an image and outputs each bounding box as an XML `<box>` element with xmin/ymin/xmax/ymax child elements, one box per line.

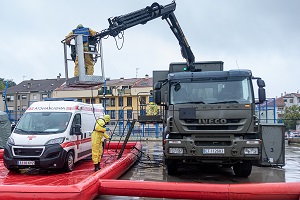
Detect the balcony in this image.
<box><xmin>98</xmin><ymin>89</ymin><xmax>112</xmax><ymax>95</ymax></box>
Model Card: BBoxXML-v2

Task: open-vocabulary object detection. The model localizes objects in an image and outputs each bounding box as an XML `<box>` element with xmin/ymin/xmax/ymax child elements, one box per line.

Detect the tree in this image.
<box><xmin>282</xmin><ymin>105</ymin><xmax>300</xmax><ymax>130</ymax></box>
<box><xmin>0</xmin><ymin>78</ymin><xmax>16</xmax><ymax>90</ymax></box>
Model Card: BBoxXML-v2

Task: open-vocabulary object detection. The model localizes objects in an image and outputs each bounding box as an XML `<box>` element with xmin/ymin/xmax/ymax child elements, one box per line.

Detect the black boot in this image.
<box><xmin>98</xmin><ymin>162</ymin><xmax>101</xmax><ymax>170</ymax></box>
<box><xmin>94</xmin><ymin>164</ymin><xmax>99</xmax><ymax>172</ymax></box>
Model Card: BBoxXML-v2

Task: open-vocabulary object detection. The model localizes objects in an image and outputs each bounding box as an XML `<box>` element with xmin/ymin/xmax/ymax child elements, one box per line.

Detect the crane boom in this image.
<box><xmin>95</xmin><ymin>1</ymin><xmax>195</xmax><ymax>71</ymax></box>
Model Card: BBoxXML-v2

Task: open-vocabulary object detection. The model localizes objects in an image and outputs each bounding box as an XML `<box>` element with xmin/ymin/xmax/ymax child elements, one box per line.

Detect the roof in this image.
<box><xmin>1</xmin><ymin>78</ymin><xmax>66</xmax><ymax>94</ymax></box>
<box><xmin>275</xmin><ymin>97</ymin><xmax>285</xmax><ymax>107</ymax></box>
<box><xmin>133</xmin><ymin>77</ymin><xmax>153</xmax><ymax>88</ymax></box>
<box><xmin>55</xmin><ymin>77</ymin><xmax>153</xmax><ymax>91</ymax></box>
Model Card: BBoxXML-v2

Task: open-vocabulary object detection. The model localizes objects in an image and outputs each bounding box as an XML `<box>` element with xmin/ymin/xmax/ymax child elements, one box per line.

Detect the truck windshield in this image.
<box><xmin>15</xmin><ymin>112</ymin><xmax>72</xmax><ymax>134</ymax></box>
<box><xmin>170</xmin><ymin>77</ymin><xmax>253</xmax><ymax>104</ymax></box>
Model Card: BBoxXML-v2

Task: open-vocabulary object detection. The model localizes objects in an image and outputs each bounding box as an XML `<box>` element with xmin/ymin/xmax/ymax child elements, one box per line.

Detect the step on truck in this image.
<box><xmin>4</xmin><ymin>100</ymin><xmax>104</xmax><ymax>172</ymax></box>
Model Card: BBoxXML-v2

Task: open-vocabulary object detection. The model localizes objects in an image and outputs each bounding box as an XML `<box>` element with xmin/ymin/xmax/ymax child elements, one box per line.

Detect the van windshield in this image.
<box><xmin>15</xmin><ymin>112</ymin><xmax>72</xmax><ymax>134</ymax></box>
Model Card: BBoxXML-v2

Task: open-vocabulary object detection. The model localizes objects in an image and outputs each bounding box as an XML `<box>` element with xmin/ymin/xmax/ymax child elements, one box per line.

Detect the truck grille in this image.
<box><xmin>13</xmin><ymin>147</ymin><xmax>44</xmax><ymax>157</ymax></box>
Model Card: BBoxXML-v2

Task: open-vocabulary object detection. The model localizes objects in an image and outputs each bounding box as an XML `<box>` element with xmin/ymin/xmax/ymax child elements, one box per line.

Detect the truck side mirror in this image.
<box><xmin>256</xmin><ymin>79</ymin><xmax>266</xmax><ymax>103</ymax></box>
<box><xmin>257</xmin><ymin>79</ymin><xmax>265</xmax><ymax>87</ymax></box>
<box><xmin>72</xmin><ymin>124</ymin><xmax>82</xmax><ymax>135</ymax></box>
<box><xmin>154</xmin><ymin>82</ymin><xmax>162</xmax><ymax>90</ymax></box>
<box><xmin>258</xmin><ymin>87</ymin><xmax>266</xmax><ymax>103</ymax></box>
<box><xmin>154</xmin><ymin>90</ymin><xmax>161</xmax><ymax>105</ymax></box>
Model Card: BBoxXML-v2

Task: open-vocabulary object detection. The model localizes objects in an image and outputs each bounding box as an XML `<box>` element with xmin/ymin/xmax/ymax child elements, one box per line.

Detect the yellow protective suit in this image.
<box><xmin>66</xmin><ymin>27</ymin><xmax>97</xmax><ymax>76</ymax></box>
<box><xmin>91</xmin><ymin>118</ymin><xmax>110</xmax><ymax>165</ymax></box>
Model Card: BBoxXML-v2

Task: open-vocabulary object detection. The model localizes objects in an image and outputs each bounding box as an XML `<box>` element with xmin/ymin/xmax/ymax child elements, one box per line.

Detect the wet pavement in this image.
<box><xmin>97</xmin><ymin>140</ymin><xmax>300</xmax><ymax>199</ymax></box>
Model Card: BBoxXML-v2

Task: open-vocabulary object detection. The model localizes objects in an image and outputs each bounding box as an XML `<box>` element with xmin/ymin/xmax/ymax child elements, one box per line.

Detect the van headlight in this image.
<box><xmin>7</xmin><ymin>137</ymin><xmax>15</xmax><ymax>145</ymax></box>
<box><xmin>244</xmin><ymin>147</ymin><xmax>259</xmax><ymax>155</ymax></box>
<box><xmin>45</xmin><ymin>137</ymin><xmax>65</xmax><ymax>145</ymax></box>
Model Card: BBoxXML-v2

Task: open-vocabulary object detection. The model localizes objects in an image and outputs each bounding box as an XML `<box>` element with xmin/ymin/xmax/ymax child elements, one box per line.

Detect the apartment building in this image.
<box><xmin>0</xmin><ymin>76</ymin><xmax>66</xmax><ymax>122</ymax></box>
<box><xmin>53</xmin><ymin>75</ymin><xmax>153</xmax><ymax>125</ymax></box>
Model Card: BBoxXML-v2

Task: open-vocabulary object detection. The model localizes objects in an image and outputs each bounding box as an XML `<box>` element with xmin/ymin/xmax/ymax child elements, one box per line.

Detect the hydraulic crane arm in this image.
<box><xmin>95</xmin><ymin>1</ymin><xmax>195</xmax><ymax>71</ymax></box>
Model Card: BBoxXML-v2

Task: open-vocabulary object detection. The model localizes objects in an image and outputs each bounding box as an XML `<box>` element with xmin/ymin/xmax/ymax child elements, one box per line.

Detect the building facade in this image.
<box><xmin>53</xmin><ymin>75</ymin><xmax>153</xmax><ymax>126</ymax></box>
<box><xmin>0</xmin><ymin>77</ymin><xmax>66</xmax><ymax>122</ymax></box>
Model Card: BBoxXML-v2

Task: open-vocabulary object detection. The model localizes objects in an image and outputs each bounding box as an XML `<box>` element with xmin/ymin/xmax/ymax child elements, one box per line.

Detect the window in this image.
<box><xmin>290</xmin><ymin>99</ymin><xmax>294</xmax><ymax>103</ymax></box>
<box><xmin>127</xmin><ymin>110</ymin><xmax>133</xmax><ymax>119</ymax></box>
<box><xmin>119</xmin><ymin>109</ymin><xmax>124</xmax><ymax>119</ymax></box>
<box><xmin>7</xmin><ymin>95</ymin><xmax>14</xmax><ymax>101</ymax></box>
<box><xmin>72</xmin><ymin>114</ymin><xmax>81</xmax><ymax>127</ymax></box>
<box><xmin>22</xmin><ymin>106</ymin><xmax>27</xmax><ymax>111</ymax></box>
<box><xmin>111</xmin><ymin>98</ymin><xmax>115</xmax><ymax>106</ymax></box>
<box><xmin>100</xmin><ymin>98</ymin><xmax>109</xmax><ymax>107</ymax></box>
<box><xmin>139</xmin><ymin>96</ymin><xmax>146</xmax><ymax>105</ymax></box>
<box><xmin>33</xmin><ymin>94</ymin><xmax>37</xmax><ymax>100</ymax></box>
<box><xmin>118</xmin><ymin>97</ymin><xmax>123</xmax><ymax>107</ymax></box>
<box><xmin>17</xmin><ymin>106</ymin><xmax>20</xmax><ymax>111</ymax></box>
<box><xmin>42</xmin><ymin>94</ymin><xmax>48</xmax><ymax>99</ymax></box>
<box><xmin>85</xmin><ymin>98</ymin><xmax>95</xmax><ymax>104</ymax></box>
<box><xmin>105</xmin><ymin>98</ymin><xmax>111</xmax><ymax>107</ymax></box>
<box><xmin>21</xmin><ymin>95</ymin><xmax>27</xmax><ymax>100</ymax></box>
<box><xmin>127</xmin><ymin>97</ymin><xmax>132</xmax><ymax>106</ymax></box>
<box><xmin>111</xmin><ymin>110</ymin><xmax>115</xmax><ymax>119</ymax></box>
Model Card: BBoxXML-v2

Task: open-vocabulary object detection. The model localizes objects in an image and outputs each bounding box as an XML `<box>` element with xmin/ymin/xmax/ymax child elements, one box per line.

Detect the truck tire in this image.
<box><xmin>63</xmin><ymin>151</ymin><xmax>74</xmax><ymax>172</ymax></box>
<box><xmin>166</xmin><ymin>159</ymin><xmax>178</xmax><ymax>175</ymax></box>
<box><xmin>233</xmin><ymin>160</ymin><xmax>252</xmax><ymax>177</ymax></box>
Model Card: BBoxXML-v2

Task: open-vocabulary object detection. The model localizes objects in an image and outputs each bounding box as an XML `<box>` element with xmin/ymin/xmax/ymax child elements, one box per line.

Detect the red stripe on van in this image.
<box><xmin>61</xmin><ymin>138</ymin><xmax>91</xmax><ymax>148</ymax></box>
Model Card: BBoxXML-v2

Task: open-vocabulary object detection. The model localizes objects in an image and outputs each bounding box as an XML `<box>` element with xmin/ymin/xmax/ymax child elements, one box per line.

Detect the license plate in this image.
<box><xmin>203</xmin><ymin>148</ymin><xmax>225</xmax><ymax>154</ymax></box>
<box><xmin>17</xmin><ymin>161</ymin><xmax>35</xmax><ymax>165</ymax></box>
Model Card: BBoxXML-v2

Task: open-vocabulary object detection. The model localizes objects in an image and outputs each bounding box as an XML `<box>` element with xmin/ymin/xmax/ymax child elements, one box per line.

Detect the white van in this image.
<box><xmin>3</xmin><ymin>100</ymin><xmax>104</xmax><ymax>172</ymax></box>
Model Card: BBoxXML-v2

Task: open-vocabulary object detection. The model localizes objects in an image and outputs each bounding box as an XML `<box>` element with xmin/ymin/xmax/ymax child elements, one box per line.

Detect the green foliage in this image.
<box><xmin>282</xmin><ymin>105</ymin><xmax>300</xmax><ymax>130</ymax></box>
<box><xmin>0</xmin><ymin>78</ymin><xmax>16</xmax><ymax>90</ymax></box>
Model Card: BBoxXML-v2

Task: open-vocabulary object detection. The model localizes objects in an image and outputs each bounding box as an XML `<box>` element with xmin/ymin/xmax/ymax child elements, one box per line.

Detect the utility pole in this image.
<box><xmin>136</xmin><ymin>68</ymin><xmax>140</xmax><ymax>78</ymax></box>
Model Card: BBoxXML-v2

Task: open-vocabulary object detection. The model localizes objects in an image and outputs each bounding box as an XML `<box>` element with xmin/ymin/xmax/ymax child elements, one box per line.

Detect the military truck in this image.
<box><xmin>152</xmin><ymin>61</ymin><xmax>266</xmax><ymax>177</ymax></box>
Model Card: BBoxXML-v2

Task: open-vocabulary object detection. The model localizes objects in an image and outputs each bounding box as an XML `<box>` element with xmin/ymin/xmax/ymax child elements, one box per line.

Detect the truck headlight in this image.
<box><xmin>244</xmin><ymin>147</ymin><xmax>258</xmax><ymax>155</ymax></box>
<box><xmin>45</xmin><ymin>137</ymin><xmax>65</xmax><ymax>145</ymax></box>
<box><xmin>169</xmin><ymin>140</ymin><xmax>181</xmax><ymax>144</ymax></box>
<box><xmin>169</xmin><ymin>147</ymin><xmax>184</xmax><ymax>154</ymax></box>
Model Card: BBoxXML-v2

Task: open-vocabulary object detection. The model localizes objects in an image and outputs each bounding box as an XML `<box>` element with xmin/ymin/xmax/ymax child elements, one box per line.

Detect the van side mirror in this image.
<box><xmin>72</xmin><ymin>124</ymin><xmax>82</xmax><ymax>135</ymax></box>
<box><xmin>11</xmin><ymin>124</ymin><xmax>16</xmax><ymax>132</ymax></box>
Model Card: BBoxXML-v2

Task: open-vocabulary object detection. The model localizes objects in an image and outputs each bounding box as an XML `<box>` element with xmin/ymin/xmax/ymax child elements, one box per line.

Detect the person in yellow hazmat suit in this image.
<box><xmin>92</xmin><ymin>114</ymin><xmax>111</xmax><ymax>172</ymax></box>
<box><xmin>65</xmin><ymin>24</ymin><xmax>97</xmax><ymax>76</ymax></box>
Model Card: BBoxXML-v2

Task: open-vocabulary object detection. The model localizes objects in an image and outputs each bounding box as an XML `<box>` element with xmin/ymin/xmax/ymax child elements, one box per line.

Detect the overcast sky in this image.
<box><xmin>1</xmin><ymin>0</ymin><xmax>299</xmax><ymax>98</ymax></box>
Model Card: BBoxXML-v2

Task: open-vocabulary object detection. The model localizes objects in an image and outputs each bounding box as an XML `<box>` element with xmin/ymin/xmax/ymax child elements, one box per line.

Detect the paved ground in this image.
<box><xmin>97</xmin><ymin>140</ymin><xmax>300</xmax><ymax>199</ymax></box>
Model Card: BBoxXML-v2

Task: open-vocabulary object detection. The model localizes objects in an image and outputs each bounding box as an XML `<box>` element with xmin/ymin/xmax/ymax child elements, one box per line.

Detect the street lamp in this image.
<box><xmin>3</xmin><ymin>79</ymin><xmax>13</xmax><ymax>122</ymax></box>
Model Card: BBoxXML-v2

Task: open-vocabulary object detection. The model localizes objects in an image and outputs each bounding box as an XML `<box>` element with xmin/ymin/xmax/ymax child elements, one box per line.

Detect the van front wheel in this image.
<box><xmin>63</xmin><ymin>151</ymin><xmax>74</xmax><ymax>172</ymax></box>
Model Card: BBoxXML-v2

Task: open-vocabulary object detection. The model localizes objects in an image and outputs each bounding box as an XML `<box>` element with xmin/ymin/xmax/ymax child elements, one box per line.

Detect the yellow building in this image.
<box><xmin>53</xmin><ymin>75</ymin><xmax>153</xmax><ymax>125</ymax></box>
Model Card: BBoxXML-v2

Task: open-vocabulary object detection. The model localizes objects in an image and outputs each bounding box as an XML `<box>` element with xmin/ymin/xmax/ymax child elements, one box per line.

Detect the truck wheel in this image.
<box><xmin>63</xmin><ymin>151</ymin><xmax>74</xmax><ymax>172</ymax></box>
<box><xmin>166</xmin><ymin>160</ymin><xmax>178</xmax><ymax>175</ymax></box>
<box><xmin>233</xmin><ymin>160</ymin><xmax>252</xmax><ymax>177</ymax></box>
